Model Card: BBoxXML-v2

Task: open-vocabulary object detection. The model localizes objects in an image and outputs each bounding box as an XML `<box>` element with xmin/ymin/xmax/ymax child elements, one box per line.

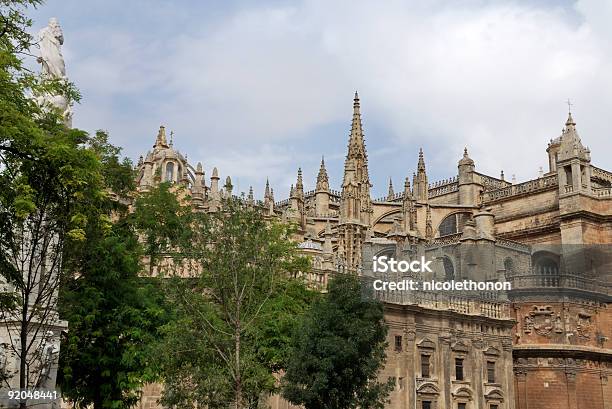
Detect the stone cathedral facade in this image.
<box><xmin>136</xmin><ymin>94</ymin><xmax>612</xmax><ymax>409</ymax></box>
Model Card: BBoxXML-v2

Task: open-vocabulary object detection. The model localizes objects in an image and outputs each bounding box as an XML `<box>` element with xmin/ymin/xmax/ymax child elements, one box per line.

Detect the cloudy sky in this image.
<box><xmin>26</xmin><ymin>0</ymin><xmax>612</xmax><ymax>199</ymax></box>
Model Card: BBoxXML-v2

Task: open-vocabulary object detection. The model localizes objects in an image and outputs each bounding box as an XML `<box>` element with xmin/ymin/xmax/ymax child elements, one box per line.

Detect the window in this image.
<box><xmin>455</xmin><ymin>357</ymin><xmax>464</xmax><ymax>380</ymax></box>
<box><xmin>487</xmin><ymin>361</ymin><xmax>496</xmax><ymax>383</ymax></box>
<box><xmin>165</xmin><ymin>162</ymin><xmax>175</xmax><ymax>182</ymax></box>
<box><xmin>394</xmin><ymin>335</ymin><xmax>402</xmax><ymax>352</ymax></box>
<box><xmin>458</xmin><ymin>404</ymin><xmax>466</xmax><ymax>409</ymax></box>
<box><xmin>438</xmin><ymin>212</ymin><xmax>471</xmax><ymax>236</ymax></box>
<box><xmin>490</xmin><ymin>405</ymin><xmax>498</xmax><ymax>409</ymax></box>
<box><xmin>421</xmin><ymin>354</ymin><xmax>430</xmax><ymax>378</ymax></box>
<box><xmin>422</xmin><ymin>401</ymin><xmax>431</xmax><ymax>409</ymax></box>
<box><xmin>443</xmin><ymin>257</ymin><xmax>455</xmax><ymax>280</ymax></box>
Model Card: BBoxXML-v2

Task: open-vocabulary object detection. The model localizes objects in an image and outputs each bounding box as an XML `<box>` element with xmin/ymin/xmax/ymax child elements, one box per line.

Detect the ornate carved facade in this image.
<box><xmin>136</xmin><ymin>94</ymin><xmax>611</xmax><ymax>409</ymax></box>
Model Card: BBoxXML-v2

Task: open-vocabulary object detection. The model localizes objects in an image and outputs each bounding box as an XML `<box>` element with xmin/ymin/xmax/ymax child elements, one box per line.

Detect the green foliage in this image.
<box><xmin>147</xmin><ymin>197</ymin><xmax>314</xmax><ymax>409</ymax></box>
<box><xmin>57</xmin><ymin>133</ymin><xmax>167</xmax><ymax>408</ymax></box>
<box><xmin>0</xmin><ymin>2</ymin><xmax>162</xmax><ymax>402</ymax></box>
<box><xmin>58</xmin><ymin>220</ymin><xmax>168</xmax><ymax>409</ymax></box>
<box><xmin>282</xmin><ymin>274</ymin><xmax>395</xmax><ymax>409</ymax></box>
<box><xmin>132</xmin><ymin>182</ymin><xmax>194</xmax><ymax>273</ymax></box>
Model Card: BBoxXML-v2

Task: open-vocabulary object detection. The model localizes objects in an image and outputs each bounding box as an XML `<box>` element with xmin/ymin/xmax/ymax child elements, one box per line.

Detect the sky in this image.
<box><xmin>25</xmin><ymin>0</ymin><xmax>612</xmax><ymax>199</ymax></box>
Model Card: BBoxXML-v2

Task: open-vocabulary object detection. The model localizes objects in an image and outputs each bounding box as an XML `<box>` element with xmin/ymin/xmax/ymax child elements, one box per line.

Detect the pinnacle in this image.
<box><xmin>418</xmin><ymin>148</ymin><xmax>426</xmax><ymax>171</ymax></box>
<box><xmin>387</xmin><ymin>177</ymin><xmax>395</xmax><ymax>200</ymax></box>
<box><xmin>154</xmin><ymin>125</ymin><xmax>168</xmax><ymax>148</ymax></box>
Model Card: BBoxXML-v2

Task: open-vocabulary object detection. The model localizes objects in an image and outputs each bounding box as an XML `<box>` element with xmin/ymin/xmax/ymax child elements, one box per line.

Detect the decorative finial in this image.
<box><xmin>387</xmin><ymin>177</ymin><xmax>395</xmax><ymax>200</ymax></box>
<box><xmin>566</xmin><ymin>98</ymin><xmax>573</xmax><ymax>114</ymax></box>
<box><xmin>170</xmin><ymin>130</ymin><xmax>174</xmax><ymax>146</ymax></box>
<box><xmin>464</xmin><ymin>147</ymin><xmax>468</xmax><ymax>157</ymax></box>
<box><xmin>500</xmin><ymin>170</ymin><xmax>505</xmax><ymax>180</ymax></box>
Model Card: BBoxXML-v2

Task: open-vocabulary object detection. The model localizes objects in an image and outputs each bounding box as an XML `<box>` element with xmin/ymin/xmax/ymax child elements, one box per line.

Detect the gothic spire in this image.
<box><xmin>316</xmin><ymin>157</ymin><xmax>330</xmax><ymax>192</ymax></box>
<box><xmin>264</xmin><ymin>178</ymin><xmax>271</xmax><ymax>199</ymax></box>
<box><xmin>387</xmin><ymin>177</ymin><xmax>395</xmax><ymax>201</ymax></box>
<box><xmin>347</xmin><ymin>91</ymin><xmax>367</xmax><ymax>160</ymax></box>
<box><xmin>418</xmin><ymin>148</ymin><xmax>426</xmax><ymax>172</ymax></box>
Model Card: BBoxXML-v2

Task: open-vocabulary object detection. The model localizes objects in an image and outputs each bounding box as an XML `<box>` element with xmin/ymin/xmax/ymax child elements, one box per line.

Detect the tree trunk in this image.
<box><xmin>19</xmin><ymin>298</ymin><xmax>28</xmax><ymax>409</ymax></box>
<box><xmin>235</xmin><ymin>324</ymin><xmax>242</xmax><ymax>409</ymax></box>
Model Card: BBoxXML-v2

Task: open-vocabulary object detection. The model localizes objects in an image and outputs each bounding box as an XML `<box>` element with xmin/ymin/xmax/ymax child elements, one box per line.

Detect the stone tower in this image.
<box><xmin>315</xmin><ymin>157</ymin><xmax>331</xmax><ymax>216</ymax></box>
<box><xmin>337</xmin><ymin>92</ymin><xmax>373</xmax><ymax>271</ymax></box>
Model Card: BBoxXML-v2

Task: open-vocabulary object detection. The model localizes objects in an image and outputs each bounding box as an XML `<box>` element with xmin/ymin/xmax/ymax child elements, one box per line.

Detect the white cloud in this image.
<box><xmin>43</xmin><ymin>0</ymin><xmax>612</xmax><ymax>198</ymax></box>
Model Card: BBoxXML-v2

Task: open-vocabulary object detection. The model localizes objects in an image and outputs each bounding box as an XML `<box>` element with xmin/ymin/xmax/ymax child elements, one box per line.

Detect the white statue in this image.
<box><xmin>38</xmin><ymin>18</ymin><xmax>66</xmax><ymax>79</ymax></box>
<box><xmin>36</xmin><ymin>18</ymin><xmax>72</xmax><ymax>127</ymax></box>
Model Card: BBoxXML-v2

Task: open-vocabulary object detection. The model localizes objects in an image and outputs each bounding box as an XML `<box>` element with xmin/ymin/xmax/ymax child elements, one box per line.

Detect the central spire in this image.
<box><xmin>347</xmin><ymin>91</ymin><xmax>367</xmax><ymax>160</ymax></box>
<box><xmin>338</xmin><ymin>92</ymin><xmax>373</xmax><ymax>271</ymax></box>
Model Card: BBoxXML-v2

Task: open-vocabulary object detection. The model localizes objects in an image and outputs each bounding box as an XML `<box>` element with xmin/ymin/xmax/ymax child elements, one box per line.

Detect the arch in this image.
<box><xmin>372</xmin><ymin>209</ymin><xmax>402</xmax><ymax>225</ymax></box>
<box><xmin>165</xmin><ymin>162</ymin><xmax>175</xmax><ymax>182</ymax></box>
<box><xmin>417</xmin><ymin>382</ymin><xmax>440</xmax><ymax>395</ymax></box>
<box><xmin>452</xmin><ymin>386</ymin><xmax>473</xmax><ymax>400</ymax></box>
<box><xmin>442</xmin><ymin>256</ymin><xmax>455</xmax><ymax>280</ymax></box>
<box><xmin>437</xmin><ymin>211</ymin><xmax>472</xmax><ymax>237</ymax></box>
<box><xmin>485</xmin><ymin>389</ymin><xmax>504</xmax><ymax>402</ymax></box>
<box><xmin>483</xmin><ymin>346</ymin><xmax>500</xmax><ymax>356</ymax></box>
<box><xmin>532</xmin><ymin>250</ymin><xmax>560</xmax><ymax>286</ymax></box>
<box><xmin>374</xmin><ymin>247</ymin><xmax>396</xmax><ymax>259</ymax></box>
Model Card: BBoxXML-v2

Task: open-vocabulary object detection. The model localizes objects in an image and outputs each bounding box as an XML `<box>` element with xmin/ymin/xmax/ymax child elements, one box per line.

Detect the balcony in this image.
<box><xmin>508</xmin><ymin>274</ymin><xmax>612</xmax><ymax>296</ymax></box>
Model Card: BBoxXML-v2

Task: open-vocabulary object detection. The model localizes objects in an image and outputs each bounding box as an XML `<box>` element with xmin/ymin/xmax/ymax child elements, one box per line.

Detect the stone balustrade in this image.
<box><xmin>373</xmin><ymin>290</ymin><xmax>512</xmax><ymax>319</ymax></box>
<box><xmin>483</xmin><ymin>175</ymin><xmax>558</xmax><ymax>202</ymax></box>
<box><xmin>509</xmin><ymin>274</ymin><xmax>612</xmax><ymax>296</ymax></box>
<box><xmin>592</xmin><ymin>187</ymin><xmax>612</xmax><ymax>197</ymax></box>
<box><xmin>429</xmin><ymin>181</ymin><xmax>459</xmax><ymax>198</ymax></box>
<box><xmin>592</xmin><ymin>166</ymin><xmax>612</xmax><ymax>183</ymax></box>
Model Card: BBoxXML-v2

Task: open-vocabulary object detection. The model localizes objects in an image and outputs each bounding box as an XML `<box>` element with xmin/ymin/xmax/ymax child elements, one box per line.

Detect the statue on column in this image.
<box><xmin>36</xmin><ymin>18</ymin><xmax>72</xmax><ymax>127</ymax></box>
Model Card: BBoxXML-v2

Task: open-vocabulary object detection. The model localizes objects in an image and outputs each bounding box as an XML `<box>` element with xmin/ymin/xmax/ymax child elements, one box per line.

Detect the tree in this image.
<box><xmin>0</xmin><ymin>3</ymin><xmax>94</xmax><ymax>406</ymax></box>
<box><xmin>143</xmin><ymin>195</ymin><xmax>312</xmax><ymax>409</ymax></box>
<box><xmin>1</xmin><ymin>3</ymin><xmax>158</xmax><ymax>406</ymax></box>
<box><xmin>282</xmin><ymin>274</ymin><xmax>395</xmax><ymax>409</ymax></box>
<box><xmin>57</xmin><ymin>133</ymin><xmax>168</xmax><ymax>409</ymax></box>
<box><xmin>57</xmin><ymin>220</ymin><xmax>167</xmax><ymax>409</ymax></box>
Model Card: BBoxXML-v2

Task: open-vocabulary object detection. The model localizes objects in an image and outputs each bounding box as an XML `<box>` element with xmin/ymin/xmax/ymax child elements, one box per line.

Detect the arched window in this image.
<box><xmin>532</xmin><ymin>251</ymin><xmax>560</xmax><ymax>286</ymax></box>
<box><xmin>438</xmin><ymin>212</ymin><xmax>472</xmax><ymax>237</ymax></box>
<box><xmin>165</xmin><ymin>162</ymin><xmax>175</xmax><ymax>182</ymax></box>
<box><xmin>503</xmin><ymin>258</ymin><xmax>514</xmax><ymax>276</ymax></box>
<box><xmin>442</xmin><ymin>257</ymin><xmax>455</xmax><ymax>280</ymax></box>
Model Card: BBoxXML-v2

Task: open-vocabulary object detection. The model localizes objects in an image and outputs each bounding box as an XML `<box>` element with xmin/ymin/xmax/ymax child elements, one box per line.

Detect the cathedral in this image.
<box><xmin>135</xmin><ymin>93</ymin><xmax>612</xmax><ymax>409</ymax></box>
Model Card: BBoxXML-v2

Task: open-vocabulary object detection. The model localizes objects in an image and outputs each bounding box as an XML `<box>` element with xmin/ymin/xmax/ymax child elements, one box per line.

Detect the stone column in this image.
<box><xmin>566</xmin><ymin>370</ymin><xmax>578</xmax><ymax>409</ymax></box>
<box><xmin>514</xmin><ymin>369</ymin><xmax>527</xmax><ymax>409</ymax></box>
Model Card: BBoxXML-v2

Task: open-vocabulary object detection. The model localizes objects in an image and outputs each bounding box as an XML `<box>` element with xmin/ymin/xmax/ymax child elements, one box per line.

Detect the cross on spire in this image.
<box><xmin>566</xmin><ymin>98</ymin><xmax>573</xmax><ymax>114</ymax></box>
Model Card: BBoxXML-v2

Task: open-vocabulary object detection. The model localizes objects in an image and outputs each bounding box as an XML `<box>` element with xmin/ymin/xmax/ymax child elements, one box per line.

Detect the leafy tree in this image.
<box><xmin>282</xmin><ymin>274</ymin><xmax>395</xmax><ymax>409</ymax></box>
<box><xmin>132</xmin><ymin>182</ymin><xmax>194</xmax><ymax>275</ymax></box>
<box><xmin>142</xmin><ymin>195</ymin><xmax>312</xmax><ymax>409</ymax></box>
<box><xmin>1</xmin><ymin>2</ymin><xmax>160</xmax><ymax>406</ymax></box>
<box><xmin>0</xmin><ymin>3</ymin><xmax>93</xmax><ymax>404</ymax></box>
<box><xmin>57</xmin><ymin>220</ymin><xmax>167</xmax><ymax>409</ymax></box>
<box><xmin>57</xmin><ymin>134</ymin><xmax>168</xmax><ymax>409</ymax></box>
